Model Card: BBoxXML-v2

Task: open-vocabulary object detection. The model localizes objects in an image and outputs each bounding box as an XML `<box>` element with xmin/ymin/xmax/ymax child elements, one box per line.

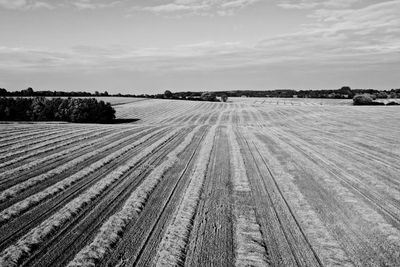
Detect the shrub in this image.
<box><xmin>353</xmin><ymin>94</ymin><xmax>373</xmax><ymax>105</ymax></box>
<box><xmin>352</xmin><ymin>94</ymin><xmax>385</xmax><ymax>105</ymax></box>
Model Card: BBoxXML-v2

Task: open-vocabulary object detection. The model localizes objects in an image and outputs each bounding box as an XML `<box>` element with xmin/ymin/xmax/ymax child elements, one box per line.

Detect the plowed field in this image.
<box><xmin>0</xmin><ymin>97</ymin><xmax>399</xmax><ymax>266</ymax></box>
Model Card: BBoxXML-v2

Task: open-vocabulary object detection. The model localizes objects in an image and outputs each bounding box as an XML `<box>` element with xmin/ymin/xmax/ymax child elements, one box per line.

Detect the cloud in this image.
<box><xmin>261</xmin><ymin>1</ymin><xmax>400</xmax><ymax>61</ymax></box>
<box><xmin>139</xmin><ymin>3</ymin><xmax>207</xmax><ymax>13</ymax></box>
<box><xmin>0</xmin><ymin>0</ymin><xmax>258</xmax><ymax>14</ymax></box>
<box><xmin>276</xmin><ymin>0</ymin><xmax>361</xmax><ymax>9</ymax></box>
<box><xmin>70</xmin><ymin>0</ymin><xmax>122</xmax><ymax>10</ymax></box>
<box><xmin>0</xmin><ymin>0</ymin><xmax>54</xmax><ymax>10</ymax></box>
<box><xmin>0</xmin><ymin>1</ymin><xmax>399</xmax><ymax>88</ymax></box>
<box><xmin>0</xmin><ymin>0</ymin><xmax>121</xmax><ymax>10</ymax></box>
<box><xmin>132</xmin><ymin>0</ymin><xmax>261</xmax><ymax>16</ymax></box>
<box><xmin>0</xmin><ymin>0</ymin><xmax>28</xmax><ymax>9</ymax></box>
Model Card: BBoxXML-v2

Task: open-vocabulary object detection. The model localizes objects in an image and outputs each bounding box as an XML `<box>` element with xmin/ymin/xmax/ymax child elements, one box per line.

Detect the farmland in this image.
<box><xmin>0</xmin><ymin>97</ymin><xmax>399</xmax><ymax>266</ymax></box>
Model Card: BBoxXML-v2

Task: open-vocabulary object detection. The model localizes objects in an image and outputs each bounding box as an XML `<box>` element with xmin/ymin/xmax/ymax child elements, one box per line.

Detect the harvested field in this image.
<box><xmin>0</xmin><ymin>97</ymin><xmax>399</xmax><ymax>266</ymax></box>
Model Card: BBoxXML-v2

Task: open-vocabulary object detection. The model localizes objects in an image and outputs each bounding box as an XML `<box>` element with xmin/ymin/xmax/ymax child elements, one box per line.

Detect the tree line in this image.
<box><xmin>0</xmin><ymin>97</ymin><xmax>115</xmax><ymax>123</ymax></box>
<box><xmin>141</xmin><ymin>87</ymin><xmax>400</xmax><ymax>100</ymax></box>
<box><xmin>0</xmin><ymin>87</ymin><xmax>133</xmax><ymax>98</ymax></box>
<box><xmin>1</xmin><ymin>86</ymin><xmax>400</xmax><ymax>101</ymax></box>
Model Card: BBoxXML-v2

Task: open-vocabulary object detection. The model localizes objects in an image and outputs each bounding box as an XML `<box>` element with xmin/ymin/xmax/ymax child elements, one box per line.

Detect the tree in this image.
<box><xmin>21</xmin><ymin>87</ymin><xmax>34</xmax><ymax>96</ymax></box>
<box><xmin>338</xmin><ymin>86</ymin><xmax>353</xmax><ymax>98</ymax></box>
<box><xmin>30</xmin><ymin>97</ymin><xmax>47</xmax><ymax>120</ymax></box>
<box><xmin>376</xmin><ymin>91</ymin><xmax>388</xmax><ymax>99</ymax></box>
<box><xmin>164</xmin><ymin>90</ymin><xmax>173</xmax><ymax>99</ymax></box>
<box><xmin>221</xmin><ymin>94</ymin><xmax>228</xmax><ymax>102</ymax></box>
<box><xmin>200</xmin><ymin>92</ymin><xmax>217</xmax><ymax>101</ymax></box>
<box><xmin>0</xmin><ymin>88</ymin><xmax>7</xmax><ymax>96</ymax></box>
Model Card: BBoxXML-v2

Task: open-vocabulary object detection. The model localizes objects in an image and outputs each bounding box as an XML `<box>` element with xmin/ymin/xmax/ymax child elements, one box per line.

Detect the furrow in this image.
<box><xmin>0</xmin><ymin>129</ymin><xmax>103</xmax><ymax>169</ymax></box>
<box><xmin>0</xmin><ymin>128</ymin><xmax>75</xmax><ymax>154</ymax></box>
<box><xmin>98</xmin><ymin>126</ymin><xmax>208</xmax><ymax>267</ymax></box>
<box><xmin>0</xmin><ymin>127</ymin><xmax>166</xmax><ymax>224</ymax></box>
<box><xmin>236</xmin><ymin>128</ymin><xmax>322</xmax><ymax>266</ymax></box>
<box><xmin>66</xmin><ymin>125</ymin><xmax>202</xmax><ymax>266</ymax></box>
<box><xmin>0</xmin><ymin>127</ymin><xmax>183</xmax><ymax>267</ymax></box>
<box><xmin>227</xmin><ymin>126</ymin><xmax>270</xmax><ymax>267</ymax></box>
<box><xmin>0</xmin><ymin>128</ymin><xmax>93</xmax><ymax>162</ymax></box>
<box><xmin>21</xmin><ymin>127</ymin><xmax>191</xmax><ymax>267</ymax></box>
<box><xmin>153</xmin><ymin>125</ymin><xmax>216</xmax><ymax>266</ymax></box>
<box><xmin>184</xmin><ymin>126</ymin><xmax>234</xmax><ymax>266</ymax></box>
<box><xmin>0</xmin><ymin>127</ymin><xmax>146</xmax><ymax>202</ymax></box>
<box><xmin>0</xmin><ymin>128</ymin><xmax>115</xmax><ymax>181</ymax></box>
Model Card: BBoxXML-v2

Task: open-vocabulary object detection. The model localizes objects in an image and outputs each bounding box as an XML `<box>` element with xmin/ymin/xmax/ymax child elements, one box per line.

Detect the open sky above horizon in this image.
<box><xmin>0</xmin><ymin>0</ymin><xmax>399</xmax><ymax>94</ymax></box>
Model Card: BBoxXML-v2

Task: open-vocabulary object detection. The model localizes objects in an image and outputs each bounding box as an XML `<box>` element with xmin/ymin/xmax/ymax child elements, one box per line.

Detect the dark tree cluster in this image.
<box><xmin>0</xmin><ymin>87</ymin><xmax>112</xmax><ymax>98</ymax></box>
<box><xmin>160</xmin><ymin>90</ymin><xmax>221</xmax><ymax>102</ymax></box>
<box><xmin>0</xmin><ymin>97</ymin><xmax>115</xmax><ymax>123</ymax></box>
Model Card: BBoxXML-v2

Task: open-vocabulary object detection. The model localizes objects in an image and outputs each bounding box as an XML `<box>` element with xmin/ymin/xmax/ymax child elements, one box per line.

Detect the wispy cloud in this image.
<box><xmin>276</xmin><ymin>0</ymin><xmax>361</xmax><ymax>10</ymax></box>
<box><xmin>0</xmin><ymin>0</ymin><xmax>399</xmax><ymax>90</ymax></box>
<box><xmin>264</xmin><ymin>1</ymin><xmax>400</xmax><ymax>57</ymax></box>
<box><xmin>0</xmin><ymin>0</ymin><xmax>54</xmax><ymax>10</ymax></box>
<box><xmin>70</xmin><ymin>0</ymin><xmax>121</xmax><ymax>10</ymax></box>
<box><xmin>132</xmin><ymin>0</ymin><xmax>261</xmax><ymax>16</ymax></box>
<box><xmin>0</xmin><ymin>0</ymin><xmax>121</xmax><ymax>10</ymax></box>
<box><xmin>0</xmin><ymin>0</ymin><xmax>259</xmax><ymax>13</ymax></box>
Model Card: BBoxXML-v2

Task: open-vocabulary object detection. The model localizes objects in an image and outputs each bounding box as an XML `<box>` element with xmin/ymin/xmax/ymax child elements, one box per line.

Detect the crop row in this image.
<box><xmin>0</xmin><ymin>128</ymin><xmax>117</xmax><ymax>180</ymax></box>
<box><xmin>0</xmin><ymin>128</ymin><xmax>77</xmax><ymax>154</ymax></box>
<box><xmin>0</xmin><ymin>127</ymin><xmax>166</xmax><ymax>224</ymax></box>
<box><xmin>0</xmin><ymin>128</ymin><xmax>95</xmax><ymax>161</ymax></box>
<box><xmin>0</xmin><ymin>127</ymin><xmax>183</xmax><ymax>266</ymax></box>
<box><xmin>67</xmin><ymin>125</ymin><xmax>202</xmax><ymax>266</ymax></box>
<box><xmin>153</xmin><ymin>126</ymin><xmax>216</xmax><ymax>266</ymax></box>
<box><xmin>0</xmin><ymin>127</ymin><xmax>147</xmax><ymax>202</ymax></box>
<box><xmin>227</xmin><ymin>126</ymin><xmax>269</xmax><ymax>266</ymax></box>
<box><xmin>0</xmin><ymin>129</ymin><xmax>106</xmax><ymax>169</ymax></box>
<box><xmin>0</xmin><ymin>126</ymin><xmax>61</xmax><ymax>144</ymax></box>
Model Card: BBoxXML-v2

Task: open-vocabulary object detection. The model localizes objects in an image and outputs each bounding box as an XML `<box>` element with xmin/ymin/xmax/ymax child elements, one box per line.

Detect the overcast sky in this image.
<box><xmin>0</xmin><ymin>0</ymin><xmax>399</xmax><ymax>93</ymax></box>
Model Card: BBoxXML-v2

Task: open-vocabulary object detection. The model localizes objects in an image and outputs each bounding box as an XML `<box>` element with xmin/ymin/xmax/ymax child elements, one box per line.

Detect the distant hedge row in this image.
<box><xmin>0</xmin><ymin>97</ymin><xmax>115</xmax><ymax>123</ymax></box>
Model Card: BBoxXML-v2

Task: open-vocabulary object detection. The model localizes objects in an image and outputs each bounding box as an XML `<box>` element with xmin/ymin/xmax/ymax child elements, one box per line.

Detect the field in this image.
<box><xmin>0</xmin><ymin>97</ymin><xmax>399</xmax><ymax>266</ymax></box>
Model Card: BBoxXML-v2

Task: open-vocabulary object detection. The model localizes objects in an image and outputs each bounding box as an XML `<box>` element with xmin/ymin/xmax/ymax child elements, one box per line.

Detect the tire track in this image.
<box><xmin>152</xmin><ymin>126</ymin><xmax>216</xmax><ymax>266</ymax></box>
<box><xmin>98</xmin><ymin>126</ymin><xmax>208</xmax><ymax>267</ymax></box>
<box><xmin>23</xmin><ymin>127</ymin><xmax>194</xmax><ymax>267</ymax></box>
<box><xmin>184</xmin><ymin>126</ymin><xmax>235</xmax><ymax>266</ymax></box>
<box><xmin>67</xmin><ymin>125</ymin><xmax>203</xmax><ymax>266</ymax></box>
<box><xmin>235</xmin><ymin>128</ymin><xmax>322</xmax><ymax>266</ymax></box>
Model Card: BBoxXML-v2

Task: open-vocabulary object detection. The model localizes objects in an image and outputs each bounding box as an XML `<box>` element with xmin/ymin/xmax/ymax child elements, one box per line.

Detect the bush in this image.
<box><xmin>353</xmin><ymin>94</ymin><xmax>373</xmax><ymax>105</ymax></box>
<box><xmin>352</xmin><ymin>94</ymin><xmax>384</xmax><ymax>105</ymax></box>
<box><xmin>0</xmin><ymin>97</ymin><xmax>115</xmax><ymax>123</ymax></box>
<box><xmin>386</xmin><ymin>101</ymin><xmax>400</xmax><ymax>106</ymax></box>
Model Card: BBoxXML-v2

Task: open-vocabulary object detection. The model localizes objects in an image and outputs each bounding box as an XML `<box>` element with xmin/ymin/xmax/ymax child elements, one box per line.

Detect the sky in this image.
<box><xmin>0</xmin><ymin>0</ymin><xmax>399</xmax><ymax>94</ymax></box>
